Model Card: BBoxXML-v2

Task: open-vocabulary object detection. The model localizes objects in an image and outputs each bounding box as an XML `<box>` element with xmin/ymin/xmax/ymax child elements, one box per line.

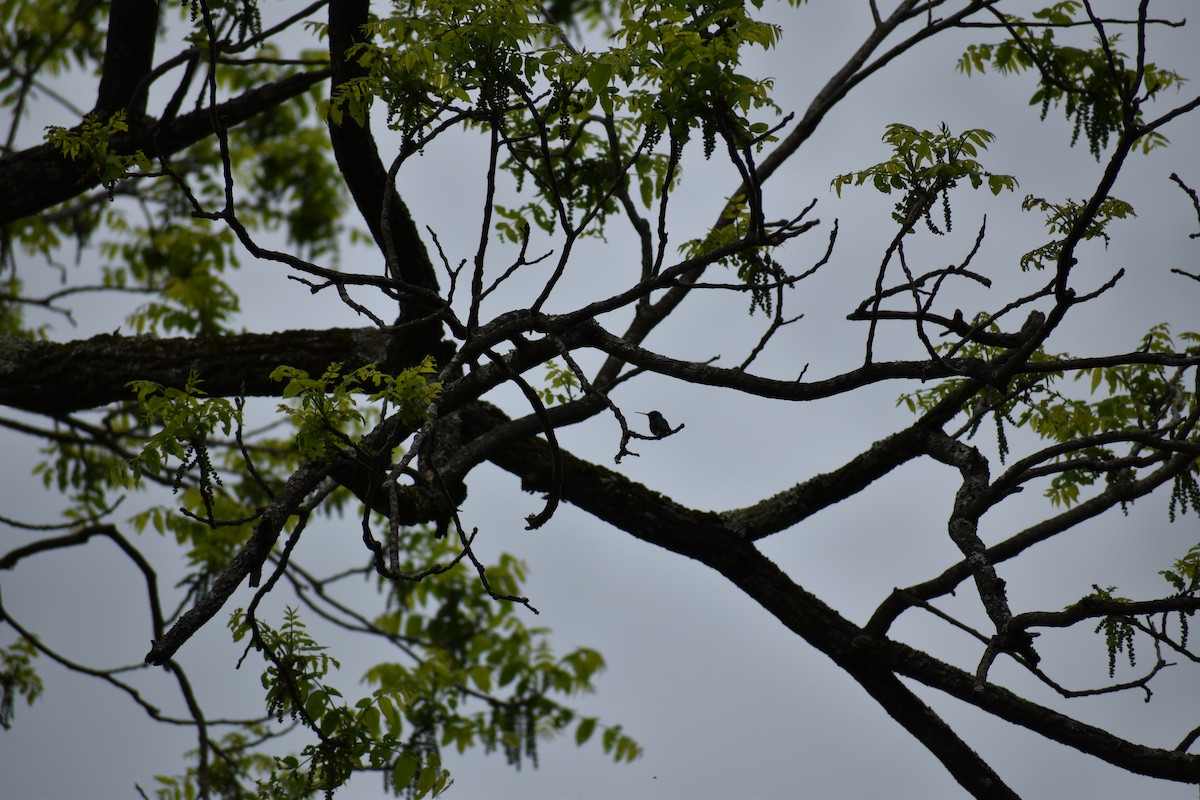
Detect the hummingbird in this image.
<box><xmin>638</xmin><ymin>410</ymin><xmax>678</xmax><ymax>438</ymax></box>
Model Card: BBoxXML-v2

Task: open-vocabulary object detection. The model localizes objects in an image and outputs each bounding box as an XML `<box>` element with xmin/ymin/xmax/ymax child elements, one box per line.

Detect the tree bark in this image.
<box><xmin>0</xmin><ymin>327</ymin><xmax>390</xmax><ymax>414</ymax></box>
<box><xmin>326</xmin><ymin>0</ymin><xmax>441</xmax><ymax>319</ymax></box>
<box><xmin>0</xmin><ymin>69</ymin><xmax>330</xmax><ymax>224</ymax></box>
<box><xmin>94</xmin><ymin>0</ymin><xmax>161</xmax><ymax>120</ymax></box>
<box><xmin>470</xmin><ymin>399</ymin><xmax>1200</xmax><ymax>789</ymax></box>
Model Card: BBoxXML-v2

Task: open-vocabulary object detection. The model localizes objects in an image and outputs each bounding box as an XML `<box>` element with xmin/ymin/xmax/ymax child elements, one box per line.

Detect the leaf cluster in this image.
<box><xmin>1084</xmin><ymin>584</ymin><xmax>1138</xmax><ymax>678</ymax></box>
<box><xmin>115</xmin><ymin>372</ymin><xmax>238</xmax><ymax>493</ymax></box>
<box><xmin>832</xmin><ymin>123</ymin><xmax>1016</xmax><ymax>235</ymax></box>
<box><xmin>897</xmin><ymin>323</ymin><xmax>1198</xmax><ymax>510</ymax></box>
<box><xmin>536</xmin><ymin>359</ymin><xmax>580</xmax><ymax>406</ymax></box>
<box><xmin>678</xmin><ymin>192</ymin><xmax>780</xmax><ymax>313</ymax></box>
<box><xmin>179</xmin><ymin>533</ymin><xmax>640</xmax><ymax>800</ymax></box>
<box><xmin>270</xmin><ymin>360</ymin><xmax>442</xmax><ymax>459</ymax></box>
<box><xmin>957</xmin><ymin>2</ymin><xmax>1184</xmax><ymax>158</ymax></box>
<box><xmin>0</xmin><ymin>638</ymin><xmax>42</xmax><ymax>731</ymax></box>
<box><xmin>45</xmin><ymin>111</ymin><xmax>152</xmax><ymax>197</ymax></box>
<box><xmin>1019</xmin><ymin>193</ymin><xmax>1135</xmax><ymax>271</ymax></box>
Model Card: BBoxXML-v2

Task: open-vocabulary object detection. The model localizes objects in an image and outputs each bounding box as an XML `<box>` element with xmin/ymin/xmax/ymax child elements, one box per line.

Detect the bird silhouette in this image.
<box><xmin>638</xmin><ymin>410</ymin><xmax>681</xmax><ymax>438</ymax></box>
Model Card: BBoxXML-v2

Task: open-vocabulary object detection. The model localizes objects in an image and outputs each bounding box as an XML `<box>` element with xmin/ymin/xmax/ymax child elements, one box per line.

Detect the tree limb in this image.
<box><xmin>0</xmin><ymin>328</ymin><xmax>394</xmax><ymax>415</ymax></box>
<box><xmin>94</xmin><ymin>0</ymin><xmax>160</xmax><ymax>120</ymax></box>
<box><xmin>0</xmin><ymin>68</ymin><xmax>330</xmax><ymax>224</ymax></box>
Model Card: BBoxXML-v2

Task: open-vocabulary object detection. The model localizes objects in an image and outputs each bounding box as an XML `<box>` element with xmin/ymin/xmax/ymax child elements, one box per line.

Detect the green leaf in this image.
<box><xmin>469</xmin><ymin>664</ymin><xmax>492</xmax><ymax>693</ymax></box>
<box><xmin>575</xmin><ymin>716</ymin><xmax>597</xmax><ymax>746</ymax></box>
<box><xmin>587</xmin><ymin>60</ymin><xmax>613</xmax><ymax>95</ymax></box>
<box><xmin>392</xmin><ymin>754</ymin><xmax>420</xmax><ymax>789</ymax></box>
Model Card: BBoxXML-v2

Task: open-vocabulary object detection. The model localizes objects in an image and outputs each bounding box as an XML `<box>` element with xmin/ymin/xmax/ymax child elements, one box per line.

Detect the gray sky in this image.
<box><xmin>3</xmin><ymin>2</ymin><xmax>1200</xmax><ymax>798</ymax></box>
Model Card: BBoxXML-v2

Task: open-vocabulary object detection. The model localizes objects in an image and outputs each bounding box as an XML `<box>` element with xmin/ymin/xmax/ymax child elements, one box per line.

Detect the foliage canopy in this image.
<box><xmin>2</xmin><ymin>1</ymin><xmax>1200</xmax><ymax>798</ymax></box>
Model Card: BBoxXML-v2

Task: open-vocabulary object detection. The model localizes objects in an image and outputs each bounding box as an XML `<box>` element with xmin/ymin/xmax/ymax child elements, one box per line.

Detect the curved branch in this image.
<box><xmin>868</xmin><ymin>448</ymin><xmax>1200</xmax><ymax>635</ymax></box>
<box><xmin>1013</xmin><ymin>595</ymin><xmax>1200</xmax><ymax>632</ymax></box>
<box><xmin>326</xmin><ymin>0</ymin><xmax>440</xmax><ymax>321</ymax></box>
<box><xmin>923</xmin><ymin>429</ymin><xmax>1039</xmax><ymax>664</ymax></box>
<box><xmin>0</xmin><ymin>524</ymin><xmax>164</xmax><ymax>642</ymax></box>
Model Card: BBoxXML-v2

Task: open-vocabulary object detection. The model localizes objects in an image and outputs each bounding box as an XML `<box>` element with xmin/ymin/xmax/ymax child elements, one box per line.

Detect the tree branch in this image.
<box><xmin>94</xmin><ymin>0</ymin><xmax>160</xmax><ymax>120</ymax></box>
<box><xmin>326</xmin><ymin>0</ymin><xmax>441</xmax><ymax>321</ymax></box>
<box><xmin>0</xmin><ymin>328</ymin><xmax>394</xmax><ymax>415</ymax></box>
<box><xmin>473</xmin><ymin>399</ymin><xmax>1200</xmax><ymax>788</ymax></box>
<box><xmin>0</xmin><ymin>68</ymin><xmax>330</xmax><ymax>224</ymax></box>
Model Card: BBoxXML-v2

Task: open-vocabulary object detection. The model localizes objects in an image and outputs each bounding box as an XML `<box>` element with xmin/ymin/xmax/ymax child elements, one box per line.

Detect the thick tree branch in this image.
<box><xmin>94</xmin><ymin>0</ymin><xmax>160</xmax><ymax>120</ymax></box>
<box><xmin>0</xmin><ymin>328</ymin><xmax>398</xmax><ymax>415</ymax></box>
<box><xmin>871</xmin><ymin>633</ymin><xmax>1200</xmax><ymax>783</ymax></box>
<box><xmin>326</xmin><ymin>0</ymin><xmax>440</xmax><ymax>321</ymax></box>
<box><xmin>473</xmin><ymin>400</ymin><xmax>1200</xmax><ymax>789</ymax></box>
<box><xmin>721</xmin><ymin>424</ymin><xmax>928</xmax><ymax>540</ymax></box>
<box><xmin>9</xmin><ymin>312</ymin><xmax>1185</xmax><ymax>419</ymax></box>
<box><xmin>0</xmin><ymin>68</ymin><xmax>330</xmax><ymax>224</ymax></box>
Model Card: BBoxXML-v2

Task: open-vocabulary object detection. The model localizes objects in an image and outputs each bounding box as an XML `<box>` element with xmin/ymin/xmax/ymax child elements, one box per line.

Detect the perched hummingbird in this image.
<box><xmin>638</xmin><ymin>410</ymin><xmax>675</xmax><ymax>438</ymax></box>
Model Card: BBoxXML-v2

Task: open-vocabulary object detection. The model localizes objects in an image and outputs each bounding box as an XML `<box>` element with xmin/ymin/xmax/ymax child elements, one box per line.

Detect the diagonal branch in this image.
<box><xmin>473</xmin><ymin>399</ymin><xmax>1200</xmax><ymax>790</ymax></box>
<box><xmin>144</xmin><ymin>410</ymin><xmax>424</xmax><ymax>665</ymax></box>
<box><xmin>0</xmin><ymin>68</ymin><xmax>330</xmax><ymax>224</ymax></box>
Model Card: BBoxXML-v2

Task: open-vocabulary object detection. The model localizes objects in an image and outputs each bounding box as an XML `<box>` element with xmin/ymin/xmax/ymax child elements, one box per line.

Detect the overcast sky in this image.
<box><xmin>3</xmin><ymin>2</ymin><xmax>1200</xmax><ymax>798</ymax></box>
